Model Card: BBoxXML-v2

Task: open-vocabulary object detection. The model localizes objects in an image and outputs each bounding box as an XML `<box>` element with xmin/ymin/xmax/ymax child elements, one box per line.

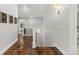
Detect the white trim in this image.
<box><xmin>53</xmin><ymin>43</ymin><xmax>68</xmax><ymax>55</ymax></box>
<box><xmin>36</xmin><ymin>45</ymin><xmax>45</xmax><ymax>47</ymax></box>
<box><xmin>36</xmin><ymin>43</ymin><xmax>68</xmax><ymax>55</ymax></box>
<box><xmin>36</xmin><ymin>43</ymin><xmax>55</xmax><ymax>47</ymax></box>
<box><xmin>0</xmin><ymin>39</ymin><xmax>18</xmax><ymax>55</ymax></box>
<box><xmin>69</xmin><ymin>5</ymin><xmax>77</xmax><ymax>55</ymax></box>
<box><xmin>32</xmin><ymin>28</ymin><xmax>36</xmax><ymax>48</ymax></box>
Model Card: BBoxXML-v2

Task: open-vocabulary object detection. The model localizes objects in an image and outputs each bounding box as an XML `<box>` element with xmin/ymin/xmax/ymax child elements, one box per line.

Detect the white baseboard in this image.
<box><xmin>0</xmin><ymin>39</ymin><xmax>18</xmax><ymax>55</ymax></box>
<box><xmin>36</xmin><ymin>43</ymin><xmax>68</xmax><ymax>55</ymax></box>
<box><xmin>36</xmin><ymin>45</ymin><xmax>44</xmax><ymax>47</ymax></box>
<box><xmin>53</xmin><ymin>43</ymin><xmax>68</xmax><ymax>55</ymax></box>
<box><xmin>36</xmin><ymin>44</ymin><xmax>55</xmax><ymax>47</ymax></box>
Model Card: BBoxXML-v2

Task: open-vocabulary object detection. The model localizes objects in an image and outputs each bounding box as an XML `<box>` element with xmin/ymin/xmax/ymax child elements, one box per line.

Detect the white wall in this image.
<box><xmin>0</xmin><ymin>4</ymin><xmax>18</xmax><ymax>54</ymax></box>
<box><xmin>24</xmin><ymin>18</ymin><xmax>43</xmax><ymax>29</ymax></box>
<box><xmin>43</xmin><ymin>5</ymin><xmax>77</xmax><ymax>54</ymax></box>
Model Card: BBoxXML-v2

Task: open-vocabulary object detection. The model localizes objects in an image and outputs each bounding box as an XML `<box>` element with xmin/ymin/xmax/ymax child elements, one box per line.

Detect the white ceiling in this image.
<box><xmin>18</xmin><ymin>4</ymin><xmax>48</xmax><ymax>18</ymax></box>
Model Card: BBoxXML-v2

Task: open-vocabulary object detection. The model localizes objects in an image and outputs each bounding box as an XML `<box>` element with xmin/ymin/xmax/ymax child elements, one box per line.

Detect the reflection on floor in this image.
<box><xmin>4</xmin><ymin>36</ymin><xmax>62</xmax><ymax>55</ymax></box>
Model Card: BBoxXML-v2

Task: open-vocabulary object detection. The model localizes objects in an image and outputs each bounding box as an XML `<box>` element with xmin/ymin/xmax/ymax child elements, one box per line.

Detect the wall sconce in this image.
<box><xmin>53</xmin><ymin>4</ymin><xmax>63</xmax><ymax>15</ymax></box>
<box><xmin>56</xmin><ymin>9</ymin><xmax>60</xmax><ymax>15</ymax></box>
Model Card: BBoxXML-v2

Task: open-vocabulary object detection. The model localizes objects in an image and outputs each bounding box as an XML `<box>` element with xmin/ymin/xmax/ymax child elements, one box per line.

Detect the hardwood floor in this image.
<box><xmin>4</xmin><ymin>36</ymin><xmax>62</xmax><ymax>55</ymax></box>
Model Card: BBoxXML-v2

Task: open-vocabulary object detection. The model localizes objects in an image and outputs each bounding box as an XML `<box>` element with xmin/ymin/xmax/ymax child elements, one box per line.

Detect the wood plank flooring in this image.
<box><xmin>4</xmin><ymin>36</ymin><xmax>62</xmax><ymax>55</ymax></box>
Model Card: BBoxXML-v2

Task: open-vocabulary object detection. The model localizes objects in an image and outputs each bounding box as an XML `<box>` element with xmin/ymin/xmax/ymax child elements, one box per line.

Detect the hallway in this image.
<box><xmin>0</xmin><ymin>4</ymin><xmax>77</xmax><ymax>55</ymax></box>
